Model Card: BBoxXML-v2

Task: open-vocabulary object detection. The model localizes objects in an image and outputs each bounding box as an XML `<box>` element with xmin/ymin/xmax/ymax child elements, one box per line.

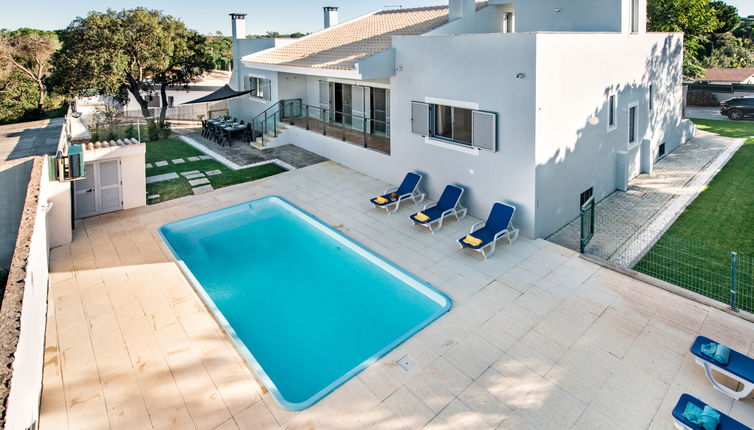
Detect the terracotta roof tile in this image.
<box><xmin>243</xmin><ymin>6</ymin><xmax>456</xmax><ymax>71</ymax></box>
<box><xmin>701</xmin><ymin>68</ymin><xmax>754</xmax><ymax>83</ymax></box>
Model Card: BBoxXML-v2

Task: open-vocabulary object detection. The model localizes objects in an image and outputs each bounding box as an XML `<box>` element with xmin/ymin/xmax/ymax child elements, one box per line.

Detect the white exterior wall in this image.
<box><xmin>533</xmin><ymin>32</ymin><xmax>688</xmax><ymax>237</ymax></box>
<box><xmin>4</xmin><ymin>158</ymin><xmax>50</xmax><ymax>430</ymax></box>
<box><xmin>228</xmin><ymin>65</ymin><xmax>279</xmax><ymax>121</ymax></box>
<box><xmin>83</xmin><ymin>145</ymin><xmax>147</xmax><ymax>211</ymax></box>
<box><xmin>390</xmin><ymin>33</ymin><xmax>539</xmax><ymax>236</ymax></box>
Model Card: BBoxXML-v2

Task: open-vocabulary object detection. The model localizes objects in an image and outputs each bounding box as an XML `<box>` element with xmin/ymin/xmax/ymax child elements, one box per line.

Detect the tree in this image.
<box><xmin>733</xmin><ymin>15</ymin><xmax>754</xmax><ymax>45</ymax></box>
<box><xmin>647</xmin><ymin>0</ymin><xmax>735</xmax><ymax>78</ymax></box>
<box><xmin>702</xmin><ymin>33</ymin><xmax>754</xmax><ymax>68</ymax></box>
<box><xmin>54</xmin><ymin>8</ymin><xmax>213</xmax><ymax>125</ymax></box>
<box><xmin>0</xmin><ymin>29</ymin><xmax>60</xmax><ymax>115</ymax></box>
<box><xmin>205</xmin><ymin>34</ymin><xmax>232</xmax><ymax>70</ymax></box>
<box><xmin>710</xmin><ymin>1</ymin><xmax>740</xmax><ymax>33</ymax></box>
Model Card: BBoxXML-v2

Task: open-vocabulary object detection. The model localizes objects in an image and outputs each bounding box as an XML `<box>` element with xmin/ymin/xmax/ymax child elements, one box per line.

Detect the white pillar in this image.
<box><xmin>230</xmin><ymin>13</ymin><xmax>247</xmax><ymax>90</ymax></box>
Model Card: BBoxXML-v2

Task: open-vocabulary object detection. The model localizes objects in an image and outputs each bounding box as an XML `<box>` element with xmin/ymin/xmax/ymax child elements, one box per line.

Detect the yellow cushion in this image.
<box><xmin>463</xmin><ymin>235</ymin><xmax>483</xmax><ymax>246</ymax></box>
<box><xmin>374</xmin><ymin>196</ymin><xmax>388</xmax><ymax>204</ymax></box>
<box><xmin>414</xmin><ymin>212</ymin><xmax>430</xmax><ymax>222</ymax></box>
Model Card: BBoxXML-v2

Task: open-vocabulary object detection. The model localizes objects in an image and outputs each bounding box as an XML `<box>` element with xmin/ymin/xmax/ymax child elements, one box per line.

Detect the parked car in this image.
<box><xmin>720</xmin><ymin>96</ymin><xmax>754</xmax><ymax>120</ymax></box>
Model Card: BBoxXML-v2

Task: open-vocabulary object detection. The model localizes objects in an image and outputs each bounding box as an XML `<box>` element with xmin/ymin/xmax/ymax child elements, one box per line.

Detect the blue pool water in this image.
<box><xmin>158</xmin><ymin>197</ymin><xmax>451</xmax><ymax>410</ymax></box>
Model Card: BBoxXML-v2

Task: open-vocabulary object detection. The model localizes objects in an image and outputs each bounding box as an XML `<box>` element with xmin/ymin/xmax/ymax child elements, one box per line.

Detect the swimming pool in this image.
<box><xmin>158</xmin><ymin>196</ymin><xmax>451</xmax><ymax>410</ymax></box>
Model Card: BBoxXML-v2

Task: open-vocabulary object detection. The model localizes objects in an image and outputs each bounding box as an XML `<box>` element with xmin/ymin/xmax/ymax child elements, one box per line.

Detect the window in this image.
<box><xmin>658</xmin><ymin>142</ymin><xmax>666</xmax><ymax>158</ymax></box>
<box><xmin>628</xmin><ymin>105</ymin><xmax>637</xmax><ymax>144</ymax></box>
<box><xmin>649</xmin><ymin>85</ymin><xmax>654</xmax><ymax>111</ymax></box>
<box><xmin>580</xmin><ymin>187</ymin><xmax>594</xmax><ymax>206</ymax></box>
<box><xmin>430</xmin><ymin>104</ymin><xmax>473</xmax><ymax>146</ymax></box>
<box><xmin>249</xmin><ymin>77</ymin><xmax>271</xmax><ymax>101</ymax></box>
<box><xmin>411</xmin><ymin>101</ymin><xmax>497</xmax><ymax>151</ymax></box>
<box><xmin>608</xmin><ymin>94</ymin><xmax>617</xmax><ymax>131</ymax></box>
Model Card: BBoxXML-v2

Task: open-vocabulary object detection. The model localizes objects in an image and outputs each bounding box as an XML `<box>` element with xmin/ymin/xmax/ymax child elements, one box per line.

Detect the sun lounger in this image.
<box><xmin>370</xmin><ymin>172</ymin><xmax>425</xmax><ymax>214</ymax></box>
<box><xmin>409</xmin><ymin>185</ymin><xmax>467</xmax><ymax>232</ymax></box>
<box><xmin>457</xmin><ymin>202</ymin><xmax>519</xmax><ymax>259</ymax></box>
<box><xmin>691</xmin><ymin>336</ymin><xmax>754</xmax><ymax>400</ymax></box>
<box><xmin>672</xmin><ymin>393</ymin><xmax>750</xmax><ymax>430</ymax></box>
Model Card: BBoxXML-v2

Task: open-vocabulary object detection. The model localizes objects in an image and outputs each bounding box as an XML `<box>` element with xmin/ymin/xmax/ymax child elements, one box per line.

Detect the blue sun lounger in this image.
<box><xmin>370</xmin><ymin>172</ymin><xmax>425</xmax><ymax>214</ymax></box>
<box><xmin>691</xmin><ymin>336</ymin><xmax>754</xmax><ymax>400</ymax></box>
<box><xmin>457</xmin><ymin>202</ymin><xmax>519</xmax><ymax>259</ymax></box>
<box><xmin>672</xmin><ymin>394</ymin><xmax>750</xmax><ymax>430</ymax></box>
<box><xmin>409</xmin><ymin>185</ymin><xmax>467</xmax><ymax>232</ymax></box>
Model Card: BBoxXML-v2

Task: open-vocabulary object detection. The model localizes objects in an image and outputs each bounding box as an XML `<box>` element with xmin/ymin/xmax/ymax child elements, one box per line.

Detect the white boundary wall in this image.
<box><xmin>4</xmin><ymin>157</ymin><xmax>51</xmax><ymax>430</ymax></box>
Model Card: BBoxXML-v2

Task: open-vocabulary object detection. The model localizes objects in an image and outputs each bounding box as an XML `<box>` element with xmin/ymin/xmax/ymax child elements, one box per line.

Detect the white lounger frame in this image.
<box><xmin>459</xmin><ymin>202</ymin><xmax>520</xmax><ymax>259</ymax></box>
<box><xmin>412</xmin><ymin>187</ymin><xmax>467</xmax><ymax>233</ymax></box>
<box><xmin>694</xmin><ymin>356</ymin><xmax>754</xmax><ymax>400</ymax></box>
<box><xmin>375</xmin><ymin>174</ymin><xmax>426</xmax><ymax>214</ymax></box>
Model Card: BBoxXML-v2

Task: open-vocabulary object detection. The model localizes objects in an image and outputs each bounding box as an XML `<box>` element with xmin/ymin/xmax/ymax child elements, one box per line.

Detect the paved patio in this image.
<box><xmin>40</xmin><ymin>161</ymin><xmax>754</xmax><ymax>429</ymax></box>
<box><xmin>548</xmin><ymin>131</ymin><xmax>745</xmax><ymax>264</ymax></box>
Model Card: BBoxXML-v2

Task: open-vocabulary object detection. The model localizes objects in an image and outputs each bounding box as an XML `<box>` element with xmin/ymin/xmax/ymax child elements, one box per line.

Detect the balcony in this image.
<box><xmin>252</xmin><ymin>100</ymin><xmax>390</xmax><ymax>155</ymax></box>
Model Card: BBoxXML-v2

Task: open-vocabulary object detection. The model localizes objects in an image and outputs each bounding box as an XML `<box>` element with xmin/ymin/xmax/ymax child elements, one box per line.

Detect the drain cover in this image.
<box><xmin>397</xmin><ymin>355</ymin><xmax>416</xmax><ymax>372</ymax></box>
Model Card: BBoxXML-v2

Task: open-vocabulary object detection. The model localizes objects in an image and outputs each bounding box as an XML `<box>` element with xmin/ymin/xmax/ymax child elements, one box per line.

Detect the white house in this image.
<box><xmin>227</xmin><ymin>0</ymin><xmax>695</xmax><ymax>238</ymax></box>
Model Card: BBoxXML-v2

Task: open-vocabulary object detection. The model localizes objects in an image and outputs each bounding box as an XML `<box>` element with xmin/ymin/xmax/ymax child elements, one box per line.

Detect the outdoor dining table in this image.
<box><xmin>219</xmin><ymin>124</ymin><xmax>246</xmax><ymax>146</ymax></box>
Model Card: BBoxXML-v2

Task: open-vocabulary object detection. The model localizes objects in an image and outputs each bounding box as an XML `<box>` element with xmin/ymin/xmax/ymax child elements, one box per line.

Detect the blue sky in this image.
<box><xmin>1</xmin><ymin>0</ymin><xmax>753</xmax><ymax>35</ymax></box>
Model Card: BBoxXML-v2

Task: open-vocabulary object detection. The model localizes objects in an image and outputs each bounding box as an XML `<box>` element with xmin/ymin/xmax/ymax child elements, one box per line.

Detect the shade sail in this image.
<box><xmin>183</xmin><ymin>84</ymin><xmax>253</xmax><ymax>104</ymax></box>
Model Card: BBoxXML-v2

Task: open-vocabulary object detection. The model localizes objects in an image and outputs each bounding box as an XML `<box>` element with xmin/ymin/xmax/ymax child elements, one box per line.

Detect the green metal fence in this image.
<box><xmin>580</xmin><ymin>196</ymin><xmax>595</xmax><ymax>254</ymax></box>
<box><xmin>633</xmin><ymin>235</ymin><xmax>754</xmax><ymax>313</ymax></box>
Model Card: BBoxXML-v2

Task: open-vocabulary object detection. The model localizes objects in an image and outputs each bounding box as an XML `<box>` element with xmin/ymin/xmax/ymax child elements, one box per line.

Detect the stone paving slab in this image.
<box><xmin>199</xmin><ymin>155</ymin><xmax>213</xmax><ymax>160</ymax></box>
<box><xmin>146</xmin><ymin>172</ymin><xmax>179</xmax><ymax>184</ymax></box>
<box><xmin>180</xmin><ymin>170</ymin><xmax>201</xmax><ymax>177</ymax></box>
<box><xmin>205</xmin><ymin>170</ymin><xmax>222</xmax><ymax>176</ymax></box>
<box><xmin>184</xmin><ymin>131</ymin><xmax>327</xmax><ymax>169</ymax></box>
<box><xmin>188</xmin><ymin>177</ymin><xmax>210</xmax><ymax>186</ymax></box>
<box><xmin>185</xmin><ymin>173</ymin><xmax>205</xmax><ymax>180</ymax></box>
<box><xmin>154</xmin><ymin>161</ymin><xmax>168</xmax><ymax>167</ymax></box>
<box><xmin>191</xmin><ymin>184</ymin><xmax>214</xmax><ymax>194</ymax></box>
<box><xmin>548</xmin><ymin>131</ymin><xmax>744</xmax><ymax>264</ymax></box>
<box><xmin>147</xmin><ymin>194</ymin><xmax>160</xmax><ymax>200</ymax></box>
<box><xmin>171</xmin><ymin>158</ymin><xmax>185</xmax><ymax>164</ymax></box>
<box><xmin>145</xmin><ymin>163</ymin><xmax>153</xmax><ymax>169</ymax></box>
<box><xmin>186</xmin><ymin>156</ymin><xmax>201</xmax><ymax>161</ymax></box>
<box><xmin>41</xmin><ymin>162</ymin><xmax>754</xmax><ymax>430</ymax></box>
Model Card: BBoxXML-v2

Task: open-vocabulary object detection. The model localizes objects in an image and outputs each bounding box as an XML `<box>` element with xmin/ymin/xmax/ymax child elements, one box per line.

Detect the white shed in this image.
<box><xmin>73</xmin><ymin>139</ymin><xmax>146</xmax><ymax>218</ymax></box>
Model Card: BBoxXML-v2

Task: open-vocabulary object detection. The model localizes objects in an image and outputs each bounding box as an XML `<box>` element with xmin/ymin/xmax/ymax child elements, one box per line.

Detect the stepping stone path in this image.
<box><xmin>180</xmin><ymin>170</ymin><xmax>201</xmax><ymax>177</ymax></box>
<box><xmin>146</xmin><ymin>172</ymin><xmax>179</xmax><ymax>184</ymax></box>
<box><xmin>192</xmin><ymin>185</ymin><xmax>214</xmax><ymax>194</ymax></box>
<box><xmin>205</xmin><ymin>170</ymin><xmax>222</xmax><ymax>176</ymax></box>
<box><xmin>188</xmin><ymin>178</ymin><xmax>210</xmax><ymax>186</ymax></box>
<box><xmin>186</xmin><ymin>156</ymin><xmax>201</xmax><ymax>162</ymax></box>
<box><xmin>145</xmin><ymin>163</ymin><xmax>153</xmax><ymax>169</ymax></box>
<box><xmin>155</xmin><ymin>161</ymin><xmax>169</xmax><ymax>167</ymax></box>
<box><xmin>172</xmin><ymin>158</ymin><xmax>185</xmax><ymax>164</ymax></box>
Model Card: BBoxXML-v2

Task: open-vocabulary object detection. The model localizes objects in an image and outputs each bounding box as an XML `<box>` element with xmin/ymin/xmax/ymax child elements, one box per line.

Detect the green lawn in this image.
<box><xmin>633</xmin><ymin>119</ymin><xmax>754</xmax><ymax>312</ymax></box>
<box><xmin>145</xmin><ymin>139</ymin><xmax>286</xmax><ymax>203</ymax></box>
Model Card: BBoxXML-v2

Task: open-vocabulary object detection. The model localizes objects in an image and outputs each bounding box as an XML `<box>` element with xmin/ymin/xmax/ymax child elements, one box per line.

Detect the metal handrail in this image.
<box><xmin>251</xmin><ymin>98</ymin><xmax>390</xmax><ymax>148</ymax></box>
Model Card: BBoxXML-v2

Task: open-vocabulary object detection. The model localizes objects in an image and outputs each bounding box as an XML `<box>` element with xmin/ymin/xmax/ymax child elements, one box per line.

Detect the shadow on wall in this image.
<box><xmin>535</xmin><ymin>35</ymin><xmax>689</xmax><ymax>237</ymax></box>
<box><xmin>0</xmin><ymin>160</ymin><xmax>34</xmax><ymax>272</ymax></box>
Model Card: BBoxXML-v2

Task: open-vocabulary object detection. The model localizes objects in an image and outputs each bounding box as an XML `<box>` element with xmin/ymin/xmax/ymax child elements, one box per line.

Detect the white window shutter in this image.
<box><xmin>472</xmin><ymin>110</ymin><xmax>497</xmax><ymax>151</ymax></box>
<box><xmin>264</xmin><ymin>79</ymin><xmax>272</xmax><ymax>101</ymax></box>
<box><xmin>411</xmin><ymin>102</ymin><xmax>429</xmax><ymax>136</ymax></box>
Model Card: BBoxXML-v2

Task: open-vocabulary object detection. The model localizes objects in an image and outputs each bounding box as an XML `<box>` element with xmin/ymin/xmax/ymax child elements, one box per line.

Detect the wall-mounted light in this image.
<box><xmin>396</xmin><ymin>66</ymin><xmax>404</xmax><ymax>72</ymax></box>
<box><xmin>515</xmin><ymin>73</ymin><xmax>526</xmax><ymax>79</ymax></box>
<box><xmin>553</xmin><ymin>8</ymin><xmax>562</xmax><ymax>13</ymax></box>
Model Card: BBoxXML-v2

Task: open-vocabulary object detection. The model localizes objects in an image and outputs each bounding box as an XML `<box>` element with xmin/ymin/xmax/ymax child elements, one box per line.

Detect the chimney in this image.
<box><xmin>229</xmin><ymin>13</ymin><xmax>246</xmax><ymax>90</ymax></box>
<box><xmin>448</xmin><ymin>0</ymin><xmax>474</xmax><ymax>21</ymax></box>
<box><xmin>323</xmin><ymin>6</ymin><xmax>339</xmax><ymax>28</ymax></box>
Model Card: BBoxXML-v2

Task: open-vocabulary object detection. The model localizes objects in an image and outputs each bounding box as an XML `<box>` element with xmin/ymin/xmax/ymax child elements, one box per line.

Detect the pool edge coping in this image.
<box><xmin>156</xmin><ymin>196</ymin><xmax>452</xmax><ymax>411</ymax></box>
